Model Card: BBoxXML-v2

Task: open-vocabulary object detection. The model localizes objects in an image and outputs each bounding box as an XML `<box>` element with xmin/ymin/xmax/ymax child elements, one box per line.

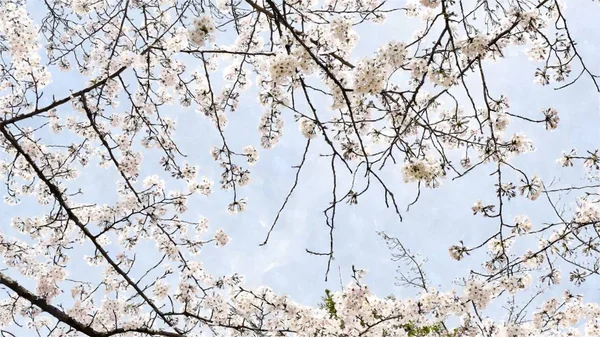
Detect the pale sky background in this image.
<box><xmin>2</xmin><ymin>0</ymin><xmax>600</xmax><ymax>334</ymax></box>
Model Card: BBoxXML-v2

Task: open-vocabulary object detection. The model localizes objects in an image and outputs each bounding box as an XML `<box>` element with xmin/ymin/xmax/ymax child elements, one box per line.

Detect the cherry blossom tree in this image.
<box><xmin>1</xmin><ymin>0</ymin><xmax>600</xmax><ymax>335</ymax></box>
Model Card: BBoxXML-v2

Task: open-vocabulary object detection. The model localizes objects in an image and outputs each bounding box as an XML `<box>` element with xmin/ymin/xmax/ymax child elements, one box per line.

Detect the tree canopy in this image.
<box><xmin>1</xmin><ymin>0</ymin><xmax>600</xmax><ymax>335</ymax></box>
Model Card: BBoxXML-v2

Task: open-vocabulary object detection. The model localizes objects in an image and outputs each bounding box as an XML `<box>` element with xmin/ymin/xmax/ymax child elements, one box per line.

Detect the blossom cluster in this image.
<box><xmin>188</xmin><ymin>16</ymin><xmax>215</xmax><ymax>47</ymax></box>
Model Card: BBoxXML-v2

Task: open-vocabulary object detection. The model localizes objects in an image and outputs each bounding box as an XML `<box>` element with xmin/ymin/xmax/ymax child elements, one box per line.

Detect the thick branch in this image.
<box><xmin>0</xmin><ymin>272</ymin><xmax>183</xmax><ymax>337</ymax></box>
